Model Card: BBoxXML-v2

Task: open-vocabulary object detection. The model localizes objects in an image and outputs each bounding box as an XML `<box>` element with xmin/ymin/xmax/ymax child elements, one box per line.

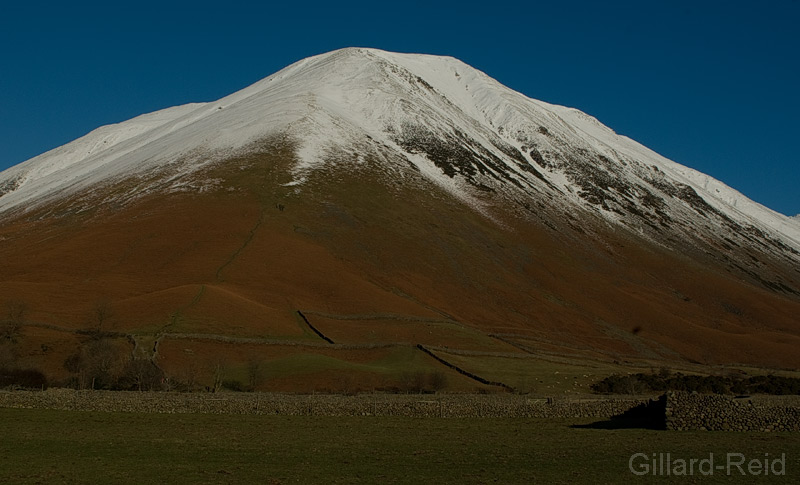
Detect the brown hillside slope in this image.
<box><xmin>1</xmin><ymin>144</ymin><xmax>799</xmax><ymax>391</ymax></box>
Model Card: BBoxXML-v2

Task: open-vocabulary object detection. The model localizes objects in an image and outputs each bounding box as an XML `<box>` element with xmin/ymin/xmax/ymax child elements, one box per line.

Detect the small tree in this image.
<box><xmin>625</xmin><ymin>375</ymin><xmax>641</xmax><ymax>395</ymax></box>
<box><xmin>121</xmin><ymin>358</ymin><xmax>164</xmax><ymax>391</ymax></box>
<box><xmin>180</xmin><ymin>361</ymin><xmax>199</xmax><ymax>391</ymax></box>
<box><xmin>246</xmin><ymin>358</ymin><xmax>265</xmax><ymax>391</ymax></box>
<box><xmin>429</xmin><ymin>371</ymin><xmax>447</xmax><ymax>393</ymax></box>
<box><xmin>63</xmin><ymin>337</ymin><xmax>126</xmax><ymax>389</ymax></box>
<box><xmin>90</xmin><ymin>299</ymin><xmax>114</xmax><ymax>333</ymax></box>
<box><xmin>211</xmin><ymin>361</ymin><xmax>227</xmax><ymax>393</ymax></box>
<box><xmin>1</xmin><ymin>300</ymin><xmax>26</xmax><ymax>344</ymax></box>
<box><xmin>400</xmin><ymin>371</ymin><xmax>430</xmax><ymax>393</ymax></box>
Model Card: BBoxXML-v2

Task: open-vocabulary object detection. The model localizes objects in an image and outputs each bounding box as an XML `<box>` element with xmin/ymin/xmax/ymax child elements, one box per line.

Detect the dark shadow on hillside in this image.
<box><xmin>571</xmin><ymin>395</ymin><xmax>666</xmax><ymax>430</ymax></box>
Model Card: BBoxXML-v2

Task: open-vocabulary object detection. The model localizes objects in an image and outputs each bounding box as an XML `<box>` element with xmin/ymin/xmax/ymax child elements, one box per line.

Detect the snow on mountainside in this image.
<box><xmin>1</xmin><ymin>48</ymin><xmax>799</xmax><ymax>263</ymax></box>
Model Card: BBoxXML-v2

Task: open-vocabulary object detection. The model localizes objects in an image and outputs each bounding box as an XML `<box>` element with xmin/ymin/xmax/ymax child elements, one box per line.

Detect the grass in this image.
<box><xmin>437</xmin><ymin>349</ymin><xmax>630</xmax><ymax>394</ymax></box>
<box><xmin>1</xmin><ymin>408</ymin><xmax>798</xmax><ymax>483</ymax></box>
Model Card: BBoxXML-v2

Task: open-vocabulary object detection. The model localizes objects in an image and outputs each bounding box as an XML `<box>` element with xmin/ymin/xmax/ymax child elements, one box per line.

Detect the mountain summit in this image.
<box><xmin>2</xmin><ymin>48</ymin><xmax>799</xmax><ymax>390</ymax></box>
<box><xmin>3</xmin><ymin>48</ymin><xmax>799</xmax><ymax>253</ymax></box>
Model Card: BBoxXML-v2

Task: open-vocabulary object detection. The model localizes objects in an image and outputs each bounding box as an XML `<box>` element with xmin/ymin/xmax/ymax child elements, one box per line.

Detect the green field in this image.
<box><xmin>1</xmin><ymin>408</ymin><xmax>798</xmax><ymax>483</ymax></box>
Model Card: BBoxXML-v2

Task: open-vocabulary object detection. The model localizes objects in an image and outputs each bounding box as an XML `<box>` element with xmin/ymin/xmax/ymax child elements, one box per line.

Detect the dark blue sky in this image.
<box><xmin>2</xmin><ymin>1</ymin><xmax>798</xmax><ymax>215</ymax></box>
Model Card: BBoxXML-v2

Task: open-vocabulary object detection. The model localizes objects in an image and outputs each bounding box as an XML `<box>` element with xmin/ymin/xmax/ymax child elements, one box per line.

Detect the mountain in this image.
<box><xmin>1</xmin><ymin>48</ymin><xmax>799</xmax><ymax>393</ymax></box>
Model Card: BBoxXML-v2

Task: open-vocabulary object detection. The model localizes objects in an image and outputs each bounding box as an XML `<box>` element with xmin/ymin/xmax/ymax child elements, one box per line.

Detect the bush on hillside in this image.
<box><xmin>0</xmin><ymin>366</ymin><xmax>48</xmax><ymax>389</ymax></box>
<box><xmin>591</xmin><ymin>370</ymin><xmax>800</xmax><ymax>395</ymax></box>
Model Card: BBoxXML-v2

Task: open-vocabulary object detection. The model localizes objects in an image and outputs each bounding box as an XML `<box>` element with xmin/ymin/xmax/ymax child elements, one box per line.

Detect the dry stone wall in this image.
<box><xmin>4</xmin><ymin>389</ymin><xmax>798</xmax><ymax>430</ymax></box>
<box><xmin>0</xmin><ymin>389</ymin><xmax>647</xmax><ymax>418</ymax></box>
<box><xmin>665</xmin><ymin>391</ymin><xmax>800</xmax><ymax>432</ymax></box>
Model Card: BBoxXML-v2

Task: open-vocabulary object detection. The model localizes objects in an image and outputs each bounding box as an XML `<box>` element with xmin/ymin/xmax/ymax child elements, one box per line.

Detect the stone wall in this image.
<box><xmin>5</xmin><ymin>389</ymin><xmax>797</xmax><ymax>429</ymax></box>
<box><xmin>665</xmin><ymin>391</ymin><xmax>800</xmax><ymax>432</ymax></box>
<box><xmin>0</xmin><ymin>389</ymin><xmax>648</xmax><ymax>418</ymax></box>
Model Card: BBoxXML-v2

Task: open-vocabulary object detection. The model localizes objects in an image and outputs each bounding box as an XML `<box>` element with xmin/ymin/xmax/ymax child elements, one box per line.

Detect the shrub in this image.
<box><xmin>399</xmin><ymin>371</ymin><xmax>448</xmax><ymax>394</ymax></box>
<box><xmin>119</xmin><ymin>359</ymin><xmax>164</xmax><ymax>391</ymax></box>
<box><xmin>591</xmin><ymin>371</ymin><xmax>800</xmax><ymax>395</ymax></box>
<box><xmin>0</xmin><ymin>366</ymin><xmax>47</xmax><ymax>389</ymax></box>
<box><xmin>63</xmin><ymin>337</ymin><xmax>127</xmax><ymax>390</ymax></box>
<box><xmin>222</xmin><ymin>379</ymin><xmax>245</xmax><ymax>392</ymax></box>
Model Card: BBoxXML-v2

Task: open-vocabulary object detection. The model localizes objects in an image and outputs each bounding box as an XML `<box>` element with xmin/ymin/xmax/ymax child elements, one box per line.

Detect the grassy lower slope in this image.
<box><xmin>2</xmin><ymin>139</ymin><xmax>800</xmax><ymax>392</ymax></box>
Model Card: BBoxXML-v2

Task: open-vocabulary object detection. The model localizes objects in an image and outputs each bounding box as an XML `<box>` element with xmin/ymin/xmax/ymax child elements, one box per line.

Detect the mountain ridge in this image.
<box><xmin>2</xmin><ymin>48</ymin><xmax>797</xmax><ymax>251</ymax></box>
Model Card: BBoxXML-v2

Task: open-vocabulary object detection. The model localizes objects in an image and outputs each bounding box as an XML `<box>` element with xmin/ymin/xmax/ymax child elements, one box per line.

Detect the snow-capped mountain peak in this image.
<box><xmin>1</xmin><ymin>47</ymin><xmax>798</xmax><ymax>269</ymax></box>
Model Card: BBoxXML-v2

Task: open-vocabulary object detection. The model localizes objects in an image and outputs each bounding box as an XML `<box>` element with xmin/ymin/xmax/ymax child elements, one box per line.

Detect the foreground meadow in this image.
<box><xmin>1</xmin><ymin>408</ymin><xmax>798</xmax><ymax>483</ymax></box>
